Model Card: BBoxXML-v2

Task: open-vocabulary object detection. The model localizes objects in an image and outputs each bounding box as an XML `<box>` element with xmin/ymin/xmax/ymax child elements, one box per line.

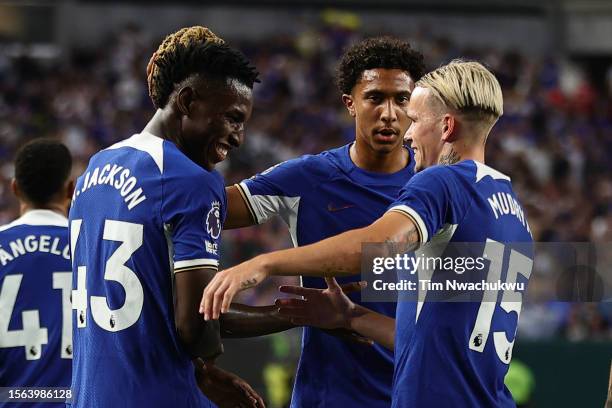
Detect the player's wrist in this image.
<box><xmin>346</xmin><ymin>303</ymin><xmax>367</xmax><ymax>332</ymax></box>
<box><xmin>252</xmin><ymin>254</ymin><xmax>273</xmax><ymax>278</ymax></box>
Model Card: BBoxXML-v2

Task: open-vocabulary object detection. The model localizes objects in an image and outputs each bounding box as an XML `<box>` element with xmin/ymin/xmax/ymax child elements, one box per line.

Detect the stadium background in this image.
<box><xmin>0</xmin><ymin>0</ymin><xmax>611</xmax><ymax>406</ymax></box>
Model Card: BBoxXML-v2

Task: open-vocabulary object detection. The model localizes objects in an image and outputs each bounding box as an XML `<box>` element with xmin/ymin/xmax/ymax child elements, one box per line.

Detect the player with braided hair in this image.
<box><xmin>69</xmin><ymin>26</ymin><xmax>265</xmax><ymax>407</ymax></box>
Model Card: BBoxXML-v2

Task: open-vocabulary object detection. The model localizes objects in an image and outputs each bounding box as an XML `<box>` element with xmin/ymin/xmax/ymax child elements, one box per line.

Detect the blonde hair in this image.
<box><xmin>416</xmin><ymin>59</ymin><xmax>503</xmax><ymax>125</ymax></box>
<box><xmin>146</xmin><ymin>26</ymin><xmax>225</xmax><ymax>108</ymax></box>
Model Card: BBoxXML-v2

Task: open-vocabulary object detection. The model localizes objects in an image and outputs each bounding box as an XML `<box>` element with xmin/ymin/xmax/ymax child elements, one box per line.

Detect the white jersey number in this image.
<box><xmin>469</xmin><ymin>239</ymin><xmax>533</xmax><ymax>364</ymax></box>
<box><xmin>0</xmin><ymin>272</ymin><xmax>72</xmax><ymax>360</ymax></box>
<box><xmin>71</xmin><ymin>219</ymin><xmax>144</xmax><ymax>332</ymax></box>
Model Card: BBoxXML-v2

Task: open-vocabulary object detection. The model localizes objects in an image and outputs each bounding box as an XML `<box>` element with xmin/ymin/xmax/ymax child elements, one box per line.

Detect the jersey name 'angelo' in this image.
<box><xmin>0</xmin><ymin>234</ymin><xmax>69</xmax><ymax>266</ymax></box>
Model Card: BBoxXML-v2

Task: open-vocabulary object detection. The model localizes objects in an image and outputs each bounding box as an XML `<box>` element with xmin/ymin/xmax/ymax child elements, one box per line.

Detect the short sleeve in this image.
<box><xmin>387</xmin><ymin>166</ymin><xmax>452</xmax><ymax>243</ymax></box>
<box><xmin>162</xmin><ymin>172</ymin><xmax>224</xmax><ymax>273</ymax></box>
<box><xmin>238</xmin><ymin>158</ymin><xmax>305</xmax><ymax>225</ymax></box>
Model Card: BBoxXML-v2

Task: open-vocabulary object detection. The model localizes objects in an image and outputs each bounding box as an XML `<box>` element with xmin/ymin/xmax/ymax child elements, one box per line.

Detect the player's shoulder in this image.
<box><xmin>0</xmin><ymin>210</ymin><xmax>68</xmax><ymax>235</ymax></box>
<box><xmin>470</xmin><ymin>160</ymin><xmax>511</xmax><ymax>185</ymax></box>
<box><xmin>414</xmin><ymin>160</ymin><xmax>510</xmax><ymax>185</ymax></box>
<box><xmin>291</xmin><ymin>144</ymin><xmax>350</xmax><ymax>178</ymax></box>
<box><xmin>409</xmin><ymin>163</ymin><xmax>457</xmax><ymax>185</ymax></box>
<box><xmin>100</xmin><ymin>132</ymin><xmax>211</xmax><ymax>180</ymax></box>
<box><xmin>104</xmin><ymin>132</ymin><xmax>224</xmax><ymax>198</ymax></box>
<box><xmin>281</xmin><ymin>147</ymin><xmax>340</xmax><ymax>170</ymax></box>
<box><xmin>99</xmin><ymin>132</ymin><xmax>164</xmax><ymax>170</ymax></box>
<box><xmin>164</xmin><ymin>161</ymin><xmax>223</xmax><ymax>204</ymax></box>
<box><xmin>257</xmin><ymin>146</ymin><xmax>344</xmax><ymax>180</ymax></box>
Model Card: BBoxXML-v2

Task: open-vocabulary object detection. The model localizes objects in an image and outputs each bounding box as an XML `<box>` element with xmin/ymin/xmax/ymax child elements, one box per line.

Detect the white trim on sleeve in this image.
<box><xmin>174</xmin><ymin>258</ymin><xmax>219</xmax><ymax>272</ymax></box>
<box><xmin>238</xmin><ymin>181</ymin><xmax>300</xmax><ymax>228</ymax></box>
<box><xmin>387</xmin><ymin>205</ymin><xmax>429</xmax><ymax>243</ymax></box>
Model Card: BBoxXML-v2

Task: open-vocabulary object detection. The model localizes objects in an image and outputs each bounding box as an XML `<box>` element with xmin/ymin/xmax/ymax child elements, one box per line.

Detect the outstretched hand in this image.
<box><xmin>200</xmin><ymin>258</ymin><xmax>268</xmax><ymax>320</ymax></box>
<box><xmin>275</xmin><ymin>278</ymin><xmax>366</xmax><ymax>331</ymax></box>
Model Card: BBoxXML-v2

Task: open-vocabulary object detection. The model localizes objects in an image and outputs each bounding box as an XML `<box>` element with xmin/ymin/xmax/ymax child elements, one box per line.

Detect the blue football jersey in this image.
<box><xmin>68</xmin><ymin>132</ymin><xmax>224</xmax><ymax>407</ymax></box>
<box><xmin>240</xmin><ymin>144</ymin><xmax>415</xmax><ymax>407</ymax></box>
<box><xmin>388</xmin><ymin>160</ymin><xmax>533</xmax><ymax>408</ymax></box>
<box><xmin>0</xmin><ymin>210</ymin><xmax>72</xmax><ymax>408</ymax></box>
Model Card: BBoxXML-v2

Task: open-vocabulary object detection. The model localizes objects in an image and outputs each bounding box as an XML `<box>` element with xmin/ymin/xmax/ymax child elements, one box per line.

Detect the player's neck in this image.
<box><xmin>20</xmin><ymin>202</ymin><xmax>67</xmax><ymax>218</ymax></box>
<box><xmin>143</xmin><ymin>109</ymin><xmax>180</xmax><ymax>143</ymax></box>
<box><xmin>438</xmin><ymin>143</ymin><xmax>485</xmax><ymax>166</ymax></box>
<box><xmin>350</xmin><ymin>142</ymin><xmax>408</xmax><ymax>174</ymax></box>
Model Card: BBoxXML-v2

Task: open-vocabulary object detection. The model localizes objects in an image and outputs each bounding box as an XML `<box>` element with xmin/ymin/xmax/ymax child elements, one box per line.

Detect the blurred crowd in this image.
<box><xmin>0</xmin><ymin>19</ymin><xmax>611</xmax><ymax>341</ymax></box>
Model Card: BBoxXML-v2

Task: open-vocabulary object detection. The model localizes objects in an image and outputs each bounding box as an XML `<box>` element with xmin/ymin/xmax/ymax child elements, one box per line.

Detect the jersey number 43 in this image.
<box><xmin>70</xmin><ymin>219</ymin><xmax>144</xmax><ymax>332</ymax></box>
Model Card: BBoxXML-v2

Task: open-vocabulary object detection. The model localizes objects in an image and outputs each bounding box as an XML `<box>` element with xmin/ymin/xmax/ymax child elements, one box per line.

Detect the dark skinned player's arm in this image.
<box><xmin>266</xmin><ymin>211</ymin><xmax>422</xmax><ymax>350</ymax></box>
<box><xmin>218</xmin><ymin>185</ymin><xmax>296</xmax><ymax>336</ymax></box>
<box><xmin>347</xmin><ymin>305</ymin><xmax>395</xmax><ymax>350</ymax></box>
<box><xmin>224</xmin><ymin>185</ymin><xmax>257</xmax><ymax>229</ymax></box>
<box><xmin>267</xmin><ymin>212</ymin><xmax>421</xmax><ymax>350</ymax></box>
<box><xmin>175</xmin><ymin>265</ymin><xmax>294</xmax><ymax>340</ymax></box>
<box><xmin>202</xmin><ymin>212</ymin><xmax>422</xmax><ymax>332</ymax></box>
<box><xmin>175</xmin><ymin>267</ymin><xmax>224</xmax><ymax>358</ymax></box>
<box><xmin>221</xmin><ymin>183</ymin><xmax>377</xmax><ymax>342</ymax></box>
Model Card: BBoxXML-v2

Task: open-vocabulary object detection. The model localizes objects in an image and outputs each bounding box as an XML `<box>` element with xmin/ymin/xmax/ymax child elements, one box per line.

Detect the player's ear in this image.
<box><xmin>176</xmin><ymin>86</ymin><xmax>195</xmax><ymax>117</ymax></box>
<box><xmin>342</xmin><ymin>94</ymin><xmax>356</xmax><ymax>117</ymax></box>
<box><xmin>65</xmin><ymin>179</ymin><xmax>75</xmax><ymax>200</ymax></box>
<box><xmin>10</xmin><ymin>178</ymin><xmax>20</xmax><ymax>199</ymax></box>
<box><xmin>441</xmin><ymin>114</ymin><xmax>457</xmax><ymax>142</ymax></box>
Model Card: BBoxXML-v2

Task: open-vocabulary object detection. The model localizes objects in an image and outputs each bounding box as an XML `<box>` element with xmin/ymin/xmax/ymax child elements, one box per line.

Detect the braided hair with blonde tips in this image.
<box><xmin>146</xmin><ymin>26</ymin><xmax>258</xmax><ymax>109</ymax></box>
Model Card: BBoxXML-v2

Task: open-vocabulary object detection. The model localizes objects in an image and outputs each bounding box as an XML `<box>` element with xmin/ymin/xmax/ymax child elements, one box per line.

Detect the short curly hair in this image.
<box><xmin>336</xmin><ymin>36</ymin><xmax>425</xmax><ymax>95</ymax></box>
<box><xmin>15</xmin><ymin>138</ymin><xmax>72</xmax><ymax>206</ymax></box>
<box><xmin>147</xmin><ymin>26</ymin><xmax>259</xmax><ymax>109</ymax></box>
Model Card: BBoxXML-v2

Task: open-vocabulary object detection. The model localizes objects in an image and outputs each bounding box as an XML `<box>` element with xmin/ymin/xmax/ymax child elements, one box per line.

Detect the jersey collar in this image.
<box><xmin>0</xmin><ymin>209</ymin><xmax>68</xmax><ymax>232</ymax></box>
<box><xmin>474</xmin><ymin>160</ymin><xmax>511</xmax><ymax>182</ymax></box>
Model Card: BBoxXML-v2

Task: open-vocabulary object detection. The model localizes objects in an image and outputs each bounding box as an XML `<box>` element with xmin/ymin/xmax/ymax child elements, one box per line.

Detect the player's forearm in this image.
<box><xmin>175</xmin><ymin>268</ymin><xmax>224</xmax><ymax>359</ymax></box>
<box><xmin>257</xmin><ymin>227</ymin><xmax>369</xmax><ymax>278</ymax></box>
<box><xmin>348</xmin><ymin>305</ymin><xmax>395</xmax><ymax>350</ymax></box>
<box><xmin>219</xmin><ymin>304</ymin><xmax>294</xmax><ymax>337</ymax></box>
<box><xmin>259</xmin><ymin>212</ymin><xmax>420</xmax><ymax>278</ymax></box>
<box><xmin>177</xmin><ymin>318</ymin><xmax>224</xmax><ymax>360</ymax></box>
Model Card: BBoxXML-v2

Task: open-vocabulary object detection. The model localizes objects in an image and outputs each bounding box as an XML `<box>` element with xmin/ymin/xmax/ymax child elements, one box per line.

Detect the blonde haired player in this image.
<box><xmin>203</xmin><ymin>60</ymin><xmax>534</xmax><ymax>407</ymax></box>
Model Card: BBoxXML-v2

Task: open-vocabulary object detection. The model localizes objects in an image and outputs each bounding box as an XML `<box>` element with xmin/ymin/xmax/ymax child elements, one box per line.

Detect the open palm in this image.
<box><xmin>275</xmin><ymin>278</ymin><xmax>364</xmax><ymax>330</ymax></box>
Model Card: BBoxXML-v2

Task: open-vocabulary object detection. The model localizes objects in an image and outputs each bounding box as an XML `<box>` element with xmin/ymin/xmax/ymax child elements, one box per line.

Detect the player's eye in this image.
<box><xmin>367</xmin><ymin>94</ymin><xmax>382</xmax><ymax>103</ymax></box>
<box><xmin>397</xmin><ymin>96</ymin><xmax>410</xmax><ymax>104</ymax></box>
<box><xmin>226</xmin><ymin>112</ymin><xmax>244</xmax><ymax>125</ymax></box>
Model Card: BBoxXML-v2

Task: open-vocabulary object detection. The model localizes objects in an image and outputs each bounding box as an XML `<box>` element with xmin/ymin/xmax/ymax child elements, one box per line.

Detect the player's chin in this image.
<box><xmin>371</xmin><ymin>137</ymin><xmax>400</xmax><ymax>152</ymax></box>
<box><xmin>206</xmin><ymin>147</ymin><xmax>230</xmax><ymax>167</ymax></box>
<box><xmin>414</xmin><ymin>159</ymin><xmax>426</xmax><ymax>172</ymax></box>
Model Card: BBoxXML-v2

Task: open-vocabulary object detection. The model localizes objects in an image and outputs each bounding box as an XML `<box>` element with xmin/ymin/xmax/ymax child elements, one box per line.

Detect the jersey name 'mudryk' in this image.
<box><xmin>73</xmin><ymin>163</ymin><xmax>147</xmax><ymax>210</ymax></box>
<box><xmin>0</xmin><ymin>234</ymin><xmax>70</xmax><ymax>266</ymax></box>
<box><xmin>487</xmin><ymin>191</ymin><xmax>531</xmax><ymax>234</ymax></box>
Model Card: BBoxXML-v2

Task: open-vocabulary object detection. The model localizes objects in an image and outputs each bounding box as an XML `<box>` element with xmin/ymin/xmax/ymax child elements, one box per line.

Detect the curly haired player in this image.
<box><xmin>68</xmin><ymin>26</ymin><xmax>265</xmax><ymax>408</ymax></box>
<box><xmin>0</xmin><ymin>139</ymin><xmax>74</xmax><ymax>408</ymax></box>
<box><xmin>205</xmin><ymin>60</ymin><xmax>534</xmax><ymax>408</ymax></box>
<box><xmin>222</xmin><ymin>36</ymin><xmax>425</xmax><ymax>407</ymax></box>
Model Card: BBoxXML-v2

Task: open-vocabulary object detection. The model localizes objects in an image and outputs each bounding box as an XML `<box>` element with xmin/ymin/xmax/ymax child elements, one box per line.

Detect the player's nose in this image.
<box><xmin>228</xmin><ymin>131</ymin><xmax>242</xmax><ymax>148</ymax></box>
<box><xmin>380</xmin><ymin>99</ymin><xmax>397</xmax><ymax>123</ymax></box>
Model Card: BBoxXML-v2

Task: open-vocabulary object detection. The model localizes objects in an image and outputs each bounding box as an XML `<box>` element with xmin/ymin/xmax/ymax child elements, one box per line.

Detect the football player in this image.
<box><xmin>69</xmin><ymin>26</ymin><xmax>266</xmax><ymax>408</ymax></box>
<box><xmin>203</xmin><ymin>60</ymin><xmax>534</xmax><ymax>408</ymax></box>
<box><xmin>0</xmin><ymin>139</ymin><xmax>74</xmax><ymax>408</ymax></box>
<box><xmin>223</xmin><ymin>37</ymin><xmax>425</xmax><ymax>407</ymax></box>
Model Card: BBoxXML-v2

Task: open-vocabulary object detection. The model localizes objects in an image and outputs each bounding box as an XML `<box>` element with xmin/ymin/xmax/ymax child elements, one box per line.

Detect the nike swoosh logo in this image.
<box><xmin>327</xmin><ymin>203</ymin><xmax>356</xmax><ymax>212</ymax></box>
